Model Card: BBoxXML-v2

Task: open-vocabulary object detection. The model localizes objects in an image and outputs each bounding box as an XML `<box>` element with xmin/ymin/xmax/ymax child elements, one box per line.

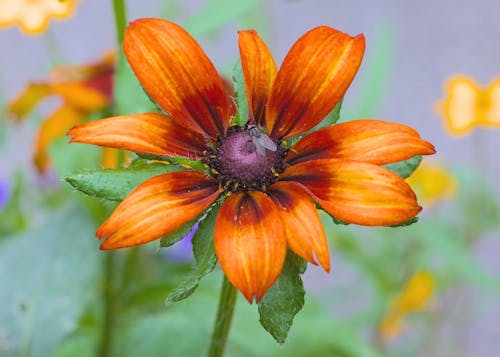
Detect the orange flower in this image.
<box><xmin>379</xmin><ymin>271</ymin><xmax>435</xmax><ymax>341</ymax></box>
<box><xmin>7</xmin><ymin>52</ymin><xmax>117</xmax><ymax>173</ymax></box>
<box><xmin>437</xmin><ymin>75</ymin><xmax>500</xmax><ymax>136</ymax></box>
<box><xmin>0</xmin><ymin>0</ymin><xmax>77</xmax><ymax>35</ymax></box>
<box><xmin>68</xmin><ymin>19</ymin><xmax>435</xmax><ymax>302</ymax></box>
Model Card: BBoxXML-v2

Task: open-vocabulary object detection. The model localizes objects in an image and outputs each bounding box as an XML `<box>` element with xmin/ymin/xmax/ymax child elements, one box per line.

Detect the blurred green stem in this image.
<box><xmin>96</xmin><ymin>2</ymin><xmax>128</xmax><ymax>357</ymax></box>
<box><xmin>112</xmin><ymin>0</ymin><xmax>128</xmax><ymax>44</ymax></box>
<box><xmin>98</xmin><ymin>251</ymin><xmax>117</xmax><ymax>357</ymax></box>
<box><xmin>207</xmin><ymin>274</ymin><xmax>237</xmax><ymax>357</ymax></box>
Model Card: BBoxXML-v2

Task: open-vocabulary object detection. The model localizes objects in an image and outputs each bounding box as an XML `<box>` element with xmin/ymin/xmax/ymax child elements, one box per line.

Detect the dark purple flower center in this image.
<box><xmin>203</xmin><ymin>126</ymin><xmax>287</xmax><ymax>192</ymax></box>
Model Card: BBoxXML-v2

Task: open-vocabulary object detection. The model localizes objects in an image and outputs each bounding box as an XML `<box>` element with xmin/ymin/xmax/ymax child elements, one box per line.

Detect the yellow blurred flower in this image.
<box><xmin>0</xmin><ymin>0</ymin><xmax>78</xmax><ymax>35</ymax></box>
<box><xmin>6</xmin><ymin>51</ymin><xmax>123</xmax><ymax>173</ymax></box>
<box><xmin>379</xmin><ymin>270</ymin><xmax>435</xmax><ymax>341</ymax></box>
<box><xmin>437</xmin><ymin>75</ymin><xmax>500</xmax><ymax>136</ymax></box>
<box><xmin>406</xmin><ymin>162</ymin><xmax>457</xmax><ymax>206</ymax></box>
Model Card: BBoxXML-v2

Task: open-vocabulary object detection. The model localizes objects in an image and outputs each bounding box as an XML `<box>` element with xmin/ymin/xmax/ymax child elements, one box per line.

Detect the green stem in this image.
<box><xmin>98</xmin><ymin>251</ymin><xmax>117</xmax><ymax>357</ymax></box>
<box><xmin>112</xmin><ymin>0</ymin><xmax>128</xmax><ymax>44</ymax></box>
<box><xmin>207</xmin><ymin>274</ymin><xmax>238</xmax><ymax>357</ymax></box>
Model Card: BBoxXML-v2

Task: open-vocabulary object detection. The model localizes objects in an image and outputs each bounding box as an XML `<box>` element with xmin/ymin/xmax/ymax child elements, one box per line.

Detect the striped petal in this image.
<box><xmin>68</xmin><ymin>113</ymin><xmax>208</xmax><ymax>159</ymax></box>
<box><xmin>35</xmin><ymin>104</ymin><xmax>84</xmax><ymax>173</ymax></box>
<box><xmin>286</xmin><ymin>120</ymin><xmax>436</xmax><ymax>166</ymax></box>
<box><xmin>98</xmin><ymin>171</ymin><xmax>220</xmax><ymax>249</ymax></box>
<box><xmin>214</xmin><ymin>191</ymin><xmax>287</xmax><ymax>302</ymax></box>
<box><xmin>238</xmin><ymin>30</ymin><xmax>277</xmax><ymax>126</ymax></box>
<box><xmin>280</xmin><ymin>159</ymin><xmax>421</xmax><ymax>226</ymax></box>
<box><xmin>123</xmin><ymin>18</ymin><xmax>231</xmax><ymax>139</ymax></box>
<box><xmin>266</xmin><ymin>26</ymin><xmax>365</xmax><ymax>139</ymax></box>
<box><xmin>268</xmin><ymin>181</ymin><xmax>330</xmax><ymax>272</ymax></box>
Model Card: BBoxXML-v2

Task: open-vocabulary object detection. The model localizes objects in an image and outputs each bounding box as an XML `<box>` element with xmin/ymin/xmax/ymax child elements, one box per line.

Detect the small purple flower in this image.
<box><xmin>0</xmin><ymin>176</ymin><xmax>11</xmax><ymax>211</ymax></box>
<box><xmin>165</xmin><ymin>221</ymin><xmax>199</xmax><ymax>263</ymax></box>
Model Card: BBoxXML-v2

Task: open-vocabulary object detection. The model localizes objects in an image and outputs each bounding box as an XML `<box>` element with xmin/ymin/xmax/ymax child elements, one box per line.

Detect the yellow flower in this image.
<box><xmin>437</xmin><ymin>75</ymin><xmax>500</xmax><ymax>136</ymax></box>
<box><xmin>379</xmin><ymin>271</ymin><xmax>435</xmax><ymax>341</ymax></box>
<box><xmin>406</xmin><ymin>162</ymin><xmax>457</xmax><ymax>206</ymax></box>
<box><xmin>6</xmin><ymin>52</ymin><xmax>120</xmax><ymax>173</ymax></box>
<box><xmin>0</xmin><ymin>0</ymin><xmax>78</xmax><ymax>35</ymax></box>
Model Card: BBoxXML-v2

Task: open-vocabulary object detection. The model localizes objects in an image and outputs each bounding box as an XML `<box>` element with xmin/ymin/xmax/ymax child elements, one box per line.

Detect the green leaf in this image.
<box><xmin>258</xmin><ymin>252</ymin><xmax>305</xmax><ymax>344</ymax></box>
<box><xmin>165</xmin><ymin>204</ymin><xmax>220</xmax><ymax>306</ymax></box>
<box><xmin>114</xmin><ymin>50</ymin><xmax>157</xmax><ymax>115</ymax></box>
<box><xmin>232</xmin><ymin>60</ymin><xmax>249</xmax><ymax>126</ymax></box>
<box><xmin>384</xmin><ymin>155</ymin><xmax>422</xmax><ymax>179</ymax></box>
<box><xmin>65</xmin><ymin>163</ymin><xmax>183</xmax><ymax>201</ymax></box>
<box><xmin>0</xmin><ymin>205</ymin><xmax>100</xmax><ymax>357</ymax></box>
<box><xmin>389</xmin><ymin>216</ymin><xmax>419</xmax><ymax>227</ymax></box>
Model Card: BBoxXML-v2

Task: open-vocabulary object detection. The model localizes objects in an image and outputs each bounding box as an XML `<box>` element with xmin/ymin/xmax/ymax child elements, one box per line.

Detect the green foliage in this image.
<box><xmin>49</xmin><ymin>136</ymin><xmax>102</xmax><ymax>177</ymax></box>
<box><xmin>232</xmin><ymin>60</ymin><xmax>249</xmax><ymax>126</ymax></box>
<box><xmin>384</xmin><ymin>155</ymin><xmax>422</xmax><ymax>179</ymax></box>
<box><xmin>185</xmin><ymin>0</ymin><xmax>264</xmax><ymax>37</ymax></box>
<box><xmin>165</xmin><ymin>204</ymin><xmax>220</xmax><ymax>306</ymax></box>
<box><xmin>389</xmin><ymin>216</ymin><xmax>419</xmax><ymax>227</ymax></box>
<box><xmin>64</xmin><ymin>162</ymin><xmax>183</xmax><ymax>201</ymax></box>
<box><xmin>0</xmin><ymin>172</ymin><xmax>28</xmax><ymax>237</ymax></box>
<box><xmin>0</xmin><ymin>205</ymin><xmax>100</xmax><ymax>357</ymax></box>
<box><xmin>258</xmin><ymin>252</ymin><xmax>305</xmax><ymax>344</ymax></box>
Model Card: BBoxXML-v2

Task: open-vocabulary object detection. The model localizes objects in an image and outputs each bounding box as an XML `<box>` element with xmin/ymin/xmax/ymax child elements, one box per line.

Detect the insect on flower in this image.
<box><xmin>248</xmin><ymin>125</ymin><xmax>277</xmax><ymax>155</ymax></box>
<box><xmin>68</xmin><ymin>19</ymin><xmax>435</xmax><ymax>302</ymax></box>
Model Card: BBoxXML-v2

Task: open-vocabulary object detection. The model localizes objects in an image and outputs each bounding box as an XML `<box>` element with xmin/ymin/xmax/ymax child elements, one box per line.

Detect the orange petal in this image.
<box><xmin>68</xmin><ymin>113</ymin><xmax>208</xmax><ymax>158</ymax></box>
<box><xmin>268</xmin><ymin>181</ymin><xmax>330</xmax><ymax>272</ymax></box>
<box><xmin>280</xmin><ymin>159</ymin><xmax>421</xmax><ymax>226</ymax></box>
<box><xmin>98</xmin><ymin>171</ymin><xmax>220</xmax><ymax>249</ymax></box>
<box><xmin>238</xmin><ymin>30</ymin><xmax>277</xmax><ymax>126</ymax></box>
<box><xmin>34</xmin><ymin>104</ymin><xmax>84</xmax><ymax>173</ymax></box>
<box><xmin>214</xmin><ymin>191</ymin><xmax>287</xmax><ymax>302</ymax></box>
<box><xmin>286</xmin><ymin>120</ymin><xmax>436</xmax><ymax>166</ymax></box>
<box><xmin>123</xmin><ymin>18</ymin><xmax>231</xmax><ymax>139</ymax></box>
<box><xmin>7</xmin><ymin>83</ymin><xmax>52</xmax><ymax>121</ymax></box>
<box><xmin>51</xmin><ymin>82</ymin><xmax>109</xmax><ymax>111</ymax></box>
<box><xmin>266</xmin><ymin>27</ymin><xmax>365</xmax><ymax>139</ymax></box>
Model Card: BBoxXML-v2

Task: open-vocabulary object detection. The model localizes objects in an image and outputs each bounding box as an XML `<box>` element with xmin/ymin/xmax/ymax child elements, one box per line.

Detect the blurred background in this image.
<box><xmin>0</xmin><ymin>0</ymin><xmax>499</xmax><ymax>356</ymax></box>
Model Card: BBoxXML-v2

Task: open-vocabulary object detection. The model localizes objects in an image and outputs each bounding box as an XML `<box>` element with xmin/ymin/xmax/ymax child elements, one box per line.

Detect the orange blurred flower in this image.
<box><xmin>0</xmin><ymin>0</ymin><xmax>78</xmax><ymax>35</ymax></box>
<box><xmin>406</xmin><ymin>162</ymin><xmax>457</xmax><ymax>206</ymax></box>
<box><xmin>379</xmin><ymin>271</ymin><xmax>435</xmax><ymax>341</ymax></box>
<box><xmin>68</xmin><ymin>19</ymin><xmax>434</xmax><ymax>302</ymax></box>
<box><xmin>7</xmin><ymin>52</ymin><xmax>118</xmax><ymax>173</ymax></box>
<box><xmin>437</xmin><ymin>75</ymin><xmax>500</xmax><ymax>136</ymax></box>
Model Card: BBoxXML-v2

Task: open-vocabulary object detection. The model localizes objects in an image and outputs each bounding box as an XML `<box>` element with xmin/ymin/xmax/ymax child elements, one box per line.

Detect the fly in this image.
<box><xmin>249</xmin><ymin>126</ymin><xmax>277</xmax><ymax>155</ymax></box>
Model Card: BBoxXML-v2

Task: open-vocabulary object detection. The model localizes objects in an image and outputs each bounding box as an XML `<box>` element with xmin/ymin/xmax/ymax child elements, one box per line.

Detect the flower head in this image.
<box><xmin>0</xmin><ymin>0</ymin><xmax>77</xmax><ymax>35</ymax></box>
<box><xmin>437</xmin><ymin>75</ymin><xmax>500</xmax><ymax>136</ymax></box>
<box><xmin>68</xmin><ymin>19</ymin><xmax>435</xmax><ymax>302</ymax></box>
<box><xmin>7</xmin><ymin>52</ymin><xmax>117</xmax><ymax>173</ymax></box>
<box><xmin>379</xmin><ymin>271</ymin><xmax>435</xmax><ymax>341</ymax></box>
